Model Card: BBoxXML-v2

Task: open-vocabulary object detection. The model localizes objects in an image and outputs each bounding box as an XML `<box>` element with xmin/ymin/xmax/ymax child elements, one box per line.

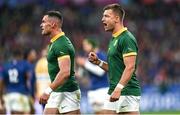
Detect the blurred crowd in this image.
<box><xmin>1</xmin><ymin>0</ymin><xmax>179</xmax><ymax>87</ymax></box>
<box><xmin>0</xmin><ymin>0</ymin><xmax>180</xmax><ymax>113</ymax></box>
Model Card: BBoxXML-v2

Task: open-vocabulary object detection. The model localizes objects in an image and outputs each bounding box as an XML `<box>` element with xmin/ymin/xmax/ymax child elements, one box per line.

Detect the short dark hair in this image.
<box><xmin>103</xmin><ymin>3</ymin><xmax>125</xmax><ymax>22</ymax></box>
<box><xmin>46</xmin><ymin>10</ymin><xmax>63</xmax><ymax>22</ymax></box>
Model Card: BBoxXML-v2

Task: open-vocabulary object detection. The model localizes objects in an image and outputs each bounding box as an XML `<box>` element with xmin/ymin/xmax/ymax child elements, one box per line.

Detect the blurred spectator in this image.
<box><xmin>34</xmin><ymin>46</ymin><xmax>50</xmax><ymax>114</ymax></box>
<box><xmin>24</xmin><ymin>48</ymin><xmax>37</xmax><ymax>98</ymax></box>
<box><xmin>0</xmin><ymin>0</ymin><xmax>179</xmax><ymax>113</ymax></box>
<box><xmin>24</xmin><ymin>48</ymin><xmax>37</xmax><ymax>114</ymax></box>
<box><xmin>0</xmin><ymin>48</ymin><xmax>31</xmax><ymax>114</ymax></box>
<box><xmin>76</xmin><ymin>38</ymin><xmax>109</xmax><ymax>114</ymax></box>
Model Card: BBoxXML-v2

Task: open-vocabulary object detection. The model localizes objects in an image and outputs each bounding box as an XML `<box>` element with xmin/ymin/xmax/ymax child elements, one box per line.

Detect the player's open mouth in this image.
<box><xmin>103</xmin><ymin>23</ymin><xmax>107</xmax><ymax>27</ymax></box>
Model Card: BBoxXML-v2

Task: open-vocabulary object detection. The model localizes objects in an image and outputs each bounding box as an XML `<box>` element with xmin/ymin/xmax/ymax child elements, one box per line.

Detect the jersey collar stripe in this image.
<box><xmin>50</xmin><ymin>32</ymin><xmax>65</xmax><ymax>43</ymax></box>
<box><xmin>112</xmin><ymin>27</ymin><xmax>127</xmax><ymax>38</ymax></box>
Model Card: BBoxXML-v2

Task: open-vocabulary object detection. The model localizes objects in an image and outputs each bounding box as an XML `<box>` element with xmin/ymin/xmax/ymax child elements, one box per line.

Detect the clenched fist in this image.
<box><xmin>88</xmin><ymin>52</ymin><xmax>100</xmax><ymax>65</ymax></box>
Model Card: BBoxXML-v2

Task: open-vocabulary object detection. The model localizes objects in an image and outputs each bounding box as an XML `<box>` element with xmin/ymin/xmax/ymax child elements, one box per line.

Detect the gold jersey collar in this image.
<box><xmin>112</xmin><ymin>27</ymin><xmax>127</xmax><ymax>38</ymax></box>
<box><xmin>50</xmin><ymin>32</ymin><xmax>65</xmax><ymax>43</ymax></box>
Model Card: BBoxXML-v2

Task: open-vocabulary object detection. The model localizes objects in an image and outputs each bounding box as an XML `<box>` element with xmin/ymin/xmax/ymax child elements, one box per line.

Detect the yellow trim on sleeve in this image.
<box><xmin>123</xmin><ymin>52</ymin><xmax>137</xmax><ymax>58</ymax></box>
<box><xmin>50</xmin><ymin>32</ymin><xmax>65</xmax><ymax>43</ymax></box>
<box><xmin>57</xmin><ymin>55</ymin><xmax>70</xmax><ymax>61</ymax></box>
<box><xmin>112</xmin><ymin>27</ymin><xmax>127</xmax><ymax>38</ymax></box>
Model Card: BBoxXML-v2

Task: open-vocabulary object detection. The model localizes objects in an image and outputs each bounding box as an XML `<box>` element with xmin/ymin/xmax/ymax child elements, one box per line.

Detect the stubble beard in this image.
<box><xmin>105</xmin><ymin>26</ymin><xmax>114</xmax><ymax>32</ymax></box>
<box><xmin>42</xmin><ymin>30</ymin><xmax>51</xmax><ymax>36</ymax></box>
<box><xmin>104</xmin><ymin>23</ymin><xmax>114</xmax><ymax>32</ymax></box>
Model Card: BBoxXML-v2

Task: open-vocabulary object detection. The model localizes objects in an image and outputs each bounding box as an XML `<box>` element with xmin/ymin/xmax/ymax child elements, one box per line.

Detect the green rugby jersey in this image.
<box><xmin>107</xmin><ymin>28</ymin><xmax>141</xmax><ymax>96</ymax></box>
<box><xmin>47</xmin><ymin>32</ymin><xmax>79</xmax><ymax>92</ymax></box>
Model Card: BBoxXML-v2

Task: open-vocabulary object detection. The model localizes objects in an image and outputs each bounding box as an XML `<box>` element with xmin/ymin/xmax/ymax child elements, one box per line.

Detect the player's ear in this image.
<box><xmin>115</xmin><ymin>16</ymin><xmax>120</xmax><ymax>23</ymax></box>
<box><xmin>50</xmin><ymin>22</ymin><xmax>57</xmax><ymax>29</ymax></box>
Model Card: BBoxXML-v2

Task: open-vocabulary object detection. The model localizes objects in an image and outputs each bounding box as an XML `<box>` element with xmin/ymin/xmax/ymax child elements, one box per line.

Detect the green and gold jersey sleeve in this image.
<box><xmin>120</xmin><ymin>34</ymin><xmax>138</xmax><ymax>58</ymax></box>
<box><xmin>54</xmin><ymin>43</ymin><xmax>70</xmax><ymax>60</ymax></box>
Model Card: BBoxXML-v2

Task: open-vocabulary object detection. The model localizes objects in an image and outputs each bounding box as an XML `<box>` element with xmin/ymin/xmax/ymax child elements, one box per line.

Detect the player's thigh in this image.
<box><xmin>103</xmin><ymin>110</ymin><xmax>117</xmax><ymax>114</ymax></box>
<box><xmin>59</xmin><ymin>89</ymin><xmax>81</xmax><ymax>114</ymax></box>
<box><xmin>103</xmin><ymin>95</ymin><xmax>140</xmax><ymax>114</ymax></box>
<box><xmin>4</xmin><ymin>93</ymin><xmax>30</xmax><ymax>113</ymax></box>
<box><xmin>103</xmin><ymin>94</ymin><xmax>117</xmax><ymax>114</ymax></box>
<box><xmin>118</xmin><ymin>111</ymin><xmax>140</xmax><ymax>115</ymax></box>
<box><xmin>117</xmin><ymin>96</ymin><xmax>140</xmax><ymax>113</ymax></box>
<box><xmin>64</xmin><ymin>109</ymin><xmax>81</xmax><ymax>115</ymax></box>
<box><xmin>44</xmin><ymin>108</ymin><xmax>59</xmax><ymax>115</ymax></box>
<box><xmin>45</xmin><ymin>91</ymin><xmax>63</xmax><ymax>110</ymax></box>
<box><xmin>45</xmin><ymin>90</ymin><xmax>81</xmax><ymax>114</ymax></box>
<box><xmin>44</xmin><ymin>108</ymin><xmax>81</xmax><ymax>115</ymax></box>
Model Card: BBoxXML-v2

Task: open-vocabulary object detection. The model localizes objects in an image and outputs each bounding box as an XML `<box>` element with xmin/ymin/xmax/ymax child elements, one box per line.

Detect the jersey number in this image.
<box><xmin>8</xmin><ymin>69</ymin><xmax>19</xmax><ymax>83</ymax></box>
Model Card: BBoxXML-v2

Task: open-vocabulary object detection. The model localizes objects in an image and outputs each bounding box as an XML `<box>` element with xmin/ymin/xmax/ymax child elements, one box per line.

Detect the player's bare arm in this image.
<box><xmin>39</xmin><ymin>55</ymin><xmax>71</xmax><ymax>104</ymax></box>
<box><xmin>50</xmin><ymin>55</ymin><xmax>71</xmax><ymax>90</ymax></box>
<box><xmin>88</xmin><ymin>52</ymin><xmax>109</xmax><ymax>71</ymax></box>
<box><xmin>110</xmin><ymin>55</ymin><xmax>136</xmax><ymax>102</ymax></box>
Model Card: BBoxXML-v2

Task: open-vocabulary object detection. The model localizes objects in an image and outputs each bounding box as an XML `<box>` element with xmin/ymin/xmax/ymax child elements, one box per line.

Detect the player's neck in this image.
<box><xmin>50</xmin><ymin>28</ymin><xmax>62</xmax><ymax>38</ymax></box>
<box><xmin>112</xmin><ymin>24</ymin><xmax>124</xmax><ymax>35</ymax></box>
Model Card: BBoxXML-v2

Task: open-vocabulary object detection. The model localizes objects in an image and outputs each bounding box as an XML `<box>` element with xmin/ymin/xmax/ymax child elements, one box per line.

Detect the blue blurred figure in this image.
<box><xmin>76</xmin><ymin>38</ymin><xmax>109</xmax><ymax>114</ymax></box>
<box><xmin>24</xmin><ymin>48</ymin><xmax>37</xmax><ymax>114</ymax></box>
<box><xmin>0</xmin><ymin>48</ymin><xmax>31</xmax><ymax>114</ymax></box>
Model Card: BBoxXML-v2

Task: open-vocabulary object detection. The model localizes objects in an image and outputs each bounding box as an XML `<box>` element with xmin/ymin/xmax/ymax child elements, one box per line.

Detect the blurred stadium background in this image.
<box><xmin>0</xmin><ymin>0</ymin><xmax>180</xmax><ymax>114</ymax></box>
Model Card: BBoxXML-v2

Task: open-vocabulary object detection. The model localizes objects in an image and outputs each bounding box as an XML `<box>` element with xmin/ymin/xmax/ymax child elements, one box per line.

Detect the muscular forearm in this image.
<box><xmin>119</xmin><ymin>66</ymin><xmax>135</xmax><ymax>86</ymax></box>
<box><xmin>50</xmin><ymin>71</ymin><xmax>70</xmax><ymax>91</ymax></box>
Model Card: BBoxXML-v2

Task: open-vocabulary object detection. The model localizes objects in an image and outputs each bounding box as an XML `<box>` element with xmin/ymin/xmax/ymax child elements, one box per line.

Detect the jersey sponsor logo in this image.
<box><xmin>127</xmin><ymin>47</ymin><xmax>133</xmax><ymax>51</ymax></box>
<box><xmin>76</xmin><ymin>92</ymin><xmax>81</xmax><ymax>101</ymax></box>
<box><xmin>60</xmin><ymin>51</ymin><xmax>65</xmax><ymax>55</ymax></box>
<box><xmin>120</xmin><ymin>105</ymin><xmax>128</xmax><ymax>109</ymax></box>
<box><xmin>61</xmin><ymin>105</ymin><xmax>67</xmax><ymax>109</ymax></box>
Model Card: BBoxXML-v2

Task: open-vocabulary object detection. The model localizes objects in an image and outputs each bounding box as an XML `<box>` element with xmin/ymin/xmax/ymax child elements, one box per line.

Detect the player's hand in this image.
<box><xmin>110</xmin><ymin>87</ymin><xmax>121</xmax><ymax>102</ymax></box>
<box><xmin>88</xmin><ymin>52</ymin><xmax>100</xmax><ymax>65</ymax></box>
<box><xmin>39</xmin><ymin>93</ymin><xmax>50</xmax><ymax>104</ymax></box>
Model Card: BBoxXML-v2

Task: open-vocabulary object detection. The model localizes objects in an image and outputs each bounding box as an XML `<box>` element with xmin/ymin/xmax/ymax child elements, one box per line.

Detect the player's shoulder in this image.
<box><xmin>120</xmin><ymin>30</ymin><xmax>135</xmax><ymax>39</ymax></box>
<box><xmin>3</xmin><ymin>60</ymin><xmax>14</xmax><ymax>68</ymax></box>
<box><xmin>54</xmin><ymin>35</ymin><xmax>69</xmax><ymax>46</ymax></box>
<box><xmin>57</xmin><ymin>34</ymin><xmax>68</xmax><ymax>42</ymax></box>
<box><xmin>120</xmin><ymin>31</ymin><xmax>137</xmax><ymax>43</ymax></box>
